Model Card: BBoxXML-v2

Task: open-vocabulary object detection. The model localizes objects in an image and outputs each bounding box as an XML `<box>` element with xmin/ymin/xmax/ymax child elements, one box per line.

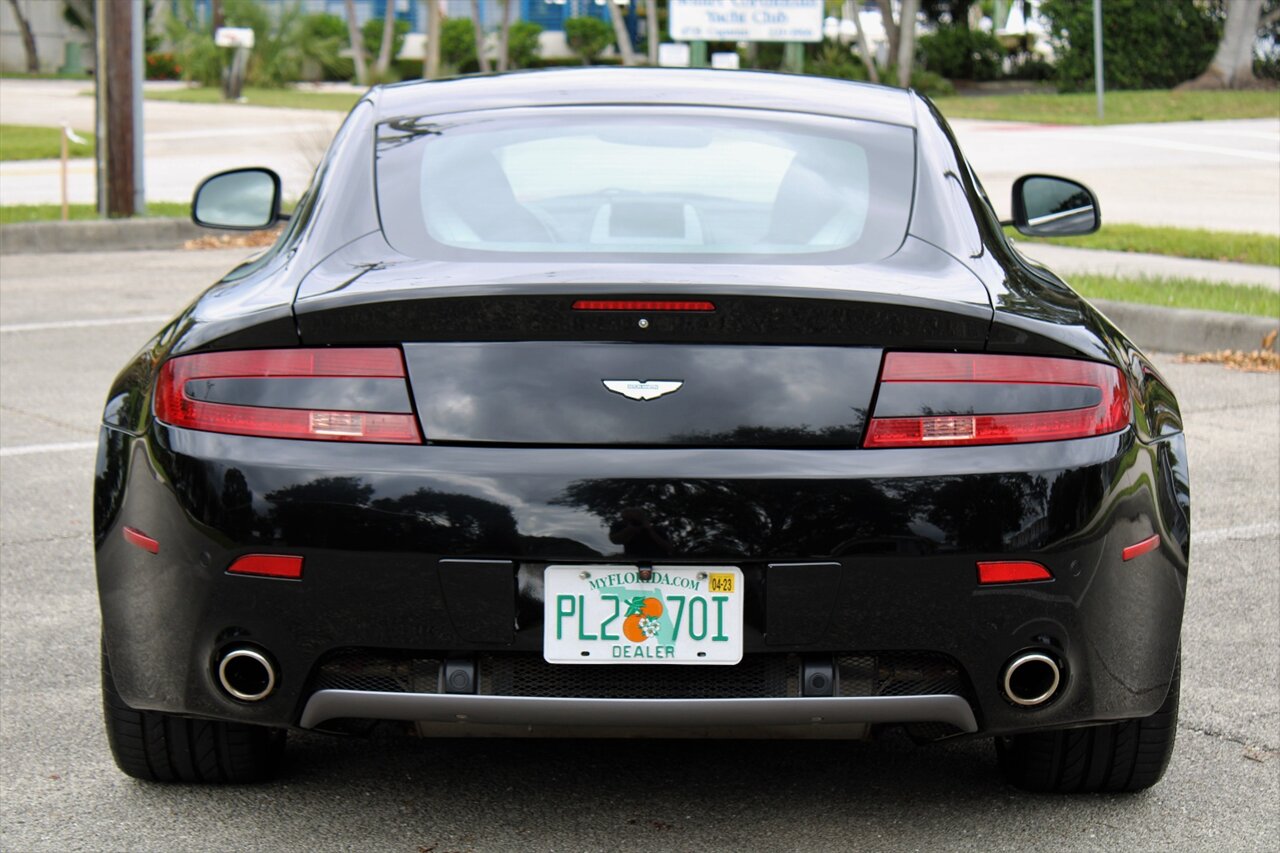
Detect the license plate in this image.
<box><xmin>543</xmin><ymin>565</ymin><xmax>744</xmax><ymax>665</ymax></box>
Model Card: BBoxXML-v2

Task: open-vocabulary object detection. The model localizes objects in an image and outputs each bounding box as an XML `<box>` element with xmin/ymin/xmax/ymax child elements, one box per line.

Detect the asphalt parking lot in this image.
<box><xmin>1</xmin><ymin>247</ymin><xmax>1277</xmax><ymax>852</ymax></box>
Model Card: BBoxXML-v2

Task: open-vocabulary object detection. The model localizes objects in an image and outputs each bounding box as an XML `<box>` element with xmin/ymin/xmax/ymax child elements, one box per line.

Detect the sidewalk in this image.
<box><xmin>1013</xmin><ymin>242</ymin><xmax>1280</xmax><ymax>290</ymax></box>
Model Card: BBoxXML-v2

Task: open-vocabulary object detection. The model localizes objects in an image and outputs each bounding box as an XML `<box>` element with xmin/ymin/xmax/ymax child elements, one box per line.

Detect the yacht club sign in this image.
<box><xmin>669</xmin><ymin>0</ymin><xmax>825</xmax><ymax>43</ymax></box>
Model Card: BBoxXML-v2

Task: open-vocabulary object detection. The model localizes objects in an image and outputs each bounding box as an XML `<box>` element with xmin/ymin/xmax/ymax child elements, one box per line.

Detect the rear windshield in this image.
<box><xmin>375</xmin><ymin>107</ymin><xmax>916</xmax><ymax>264</ymax></box>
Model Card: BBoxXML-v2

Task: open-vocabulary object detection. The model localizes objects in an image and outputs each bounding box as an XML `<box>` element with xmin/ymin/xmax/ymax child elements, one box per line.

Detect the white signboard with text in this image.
<box><xmin>669</xmin><ymin>0</ymin><xmax>824</xmax><ymax>43</ymax></box>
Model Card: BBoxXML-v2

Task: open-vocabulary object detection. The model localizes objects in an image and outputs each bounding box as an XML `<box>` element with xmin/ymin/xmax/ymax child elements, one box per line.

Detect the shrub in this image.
<box><xmin>806</xmin><ymin>43</ymin><xmax>871</xmax><ymax>82</ymax></box>
<box><xmin>564</xmin><ymin>16</ymin><xmax>613</xmax><ymax>65</ymax></box>
<box><xmin>165</xmin><ymin>0</ymin><xmax>307</xmax><ymax>89</ymax></box>
<box><xmin>507</xmin><ymin>20</ymin><xmax>543</xmax><ymax>69</ymax></box>
<box><xmin>145</xmin><ymin>52</ymin><xmax>181</xmax><ymax>81</ymax></box>
<box><xmin>909</xmin><ymin>68</ymin><xmax>956</xmax><ymax>97</ymax></box>
<box><xmin>917</xmin><ymin>26</ymin><xmax>1004</xmax><ymax>81</ymax></box>
<box><xmin>298</xmin><ymin>12</ymin><xmax>352</xmax><ymax>81</ymax></box>
<box><xmin>362</xmin><ymin>17</ymin><xmax>411</xmax><ymax>63</ymax></box>
<box><xmin>1040</xmin><ymin>0</ymin><xmax>1221</xmax><ymax>92</ymax></box>
<box><xmin>439</xmin><ymin>17</ymin><xmax>478</xmax><ymax>73</ymax></box>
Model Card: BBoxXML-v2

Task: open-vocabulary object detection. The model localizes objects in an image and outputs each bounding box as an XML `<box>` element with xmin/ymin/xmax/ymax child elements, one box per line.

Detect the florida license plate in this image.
<box><xmin>543</xmin><ymin>565</ymin><xmax>744</xmax><ymax>665</ymax></box>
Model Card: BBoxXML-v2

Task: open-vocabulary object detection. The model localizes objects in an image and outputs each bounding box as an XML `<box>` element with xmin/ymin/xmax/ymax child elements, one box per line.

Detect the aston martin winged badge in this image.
<box><xmin>602</xmin><ymin>380</ymin><xmax>684</xmax><ymax>401</ymax></box>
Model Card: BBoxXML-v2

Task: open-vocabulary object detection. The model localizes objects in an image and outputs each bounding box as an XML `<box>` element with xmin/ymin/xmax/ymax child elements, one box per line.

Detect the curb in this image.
<box><xmin>1092</xmin><ymin>299</ymin><xmax>1278</xmax><ymax>355</ymax></box>
<box><xmin>0</xmin><ymin>217</ymin><xmax>215</xmax><ymax>255</ymax></box>
<box><xmin>1</xmin><ymin>220</ymin><xmax>1275</xmax><ymax>355</ymax></box>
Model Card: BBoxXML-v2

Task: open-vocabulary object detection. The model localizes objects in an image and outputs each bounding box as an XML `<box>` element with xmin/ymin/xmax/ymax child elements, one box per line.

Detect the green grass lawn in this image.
<box><xmin>933</xmin><ymin>89</ymin><xmax>1280</xmax><ymax>124</ymax></box>
<box><xmin>0</xmin><ymin>201</ymin><xmax>189</xmax><ymax>225</ymax></box>
<box><xmin>145</xmin><ymin>86</ymin><xmax>362</xmax><ymax>112</ymax></box>
<box><xmin>0</xmin><ymin>124</ymin><xmax>95</xmax><ymax>161</ymax></box>
<box><xmin>1007</xmin><ymin>224</ymin><xmax>1280</xmax><ymax>267</ymax></box>
<box><xmin>1071</xmin><ymin>274</ymin><xmax>1279</xmax><ymax>317</ymax></box>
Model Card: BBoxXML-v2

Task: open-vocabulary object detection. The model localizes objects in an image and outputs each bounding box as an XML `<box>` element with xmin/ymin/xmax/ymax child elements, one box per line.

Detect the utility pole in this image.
<box><xmin>1093</xmin><ymin>0</ymin><xmax>1104</xmax><ymax>120</ymax></box>
<box><xmin>98</xmin><ymin>0</ymin><xmax>140</xmax><ymax>217</ymax></box>
<box><xmin>94</xmin><ymin>0</ymin><xmax>107</xmax><ymax>215</ymax></box>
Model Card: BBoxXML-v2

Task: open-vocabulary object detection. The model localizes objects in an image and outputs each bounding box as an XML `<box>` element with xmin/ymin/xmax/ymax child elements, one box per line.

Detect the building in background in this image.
<box><xmin>0</xmin><ymin>0</ymin><xmax>93</xmax><ymax>75</ymax></box>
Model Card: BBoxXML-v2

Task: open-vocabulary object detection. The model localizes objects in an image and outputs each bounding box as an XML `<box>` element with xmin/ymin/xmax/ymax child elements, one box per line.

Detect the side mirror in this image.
<box><xmin>192</xmin><ymin>168</ymin><xmax>282</xmax><ymax>230</ymax></box>
<box><xmin>1010</xmin><ymin>174</ymin><xmax>1100</xmax><ymax>237</ymax></box>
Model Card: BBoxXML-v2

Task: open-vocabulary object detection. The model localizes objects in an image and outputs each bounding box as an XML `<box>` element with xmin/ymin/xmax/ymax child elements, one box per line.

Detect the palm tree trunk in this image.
<box><xmin>424</xmin><ymin>0</ymin><xmax>441</xmax><ymax>79</ymax></box>
<box><xmin>850</xmin><ymin>6</ymin><xmax>879</xmax><ymax>83</ymax></box>
<box><xmin>607</xmin><ymin>0</ymin><xmax>638</xmax><ymax>66</ymax></box>
<box><xmin>875</xmin><ymin>0</ymin><xmax>898</xmax><ymax>72</ymax></box>
<box><xmin>342</xmin><ymin>0</ymin><xmax>369</xmax><ymax>85</ymax></box>
<box><xmin>376</xmin><ymin>0</ymin><xmax>397</xmax><ymax>77</ymax></box>
<box><xmin>896</xmin><ymin>0</ymin><xmax>919</xmax><ymax>88</ymax></box>
<box><xmin>1178</xmin><ymin>0</ymin><xmax>1264</xmax><ymax>90</ymax></box>
<box><xmin>646</xmin><ymin>0</ymin><xmax>658</xmax><ymax>66</ymax></box>
<box><xmin>470</xmin><ymin>0</ymin><xmax>491</xmax><ymax>73</ymax></box>
<box><xmin>497</xmin><ymin>0</ymin><xmax>513</xmax><ymax>72</ymax></box>
<box><xmin>6</xmin><ymin>0</ymin><xmax>40</xmax><ymax>72</ymax></box>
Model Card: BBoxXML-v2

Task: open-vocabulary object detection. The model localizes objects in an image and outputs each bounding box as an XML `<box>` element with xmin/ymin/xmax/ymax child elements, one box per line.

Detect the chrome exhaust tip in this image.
<box><xmin>218</xmin><ymin>647</ymin><xmax>276</xmax><ymax>702</ymax></box>
<box><xmin>1002</xmin><ymin>652</ymin><xmax>1061</xmax><ymax>707</ymax></box>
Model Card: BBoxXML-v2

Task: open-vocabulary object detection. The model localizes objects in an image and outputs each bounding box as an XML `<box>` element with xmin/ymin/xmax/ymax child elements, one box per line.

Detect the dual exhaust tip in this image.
<box><xmin>217</xmin><ymin>647</ymin><xmax>276</xmax><ymax>702</ymax></box>
<box><xmin>216</xmin><ymin>644</ymin><xmax>1060</xmax><ymax>708</ymax></box>
<box><xmin>1002</xmin><ymin>651</ymin><xmax>1062</xmax><ymax>707</ymax></box>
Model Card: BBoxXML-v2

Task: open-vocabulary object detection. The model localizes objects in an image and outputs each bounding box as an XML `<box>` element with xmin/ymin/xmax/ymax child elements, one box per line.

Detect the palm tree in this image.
<box><xmin>342</xmin><ymin>0</ymin><xmax>369</xmax><ymax>85</ymax></box>
<box><xmin>607</xmin><ymin>0</ymin><xmax>638</xmax><ymax>66</ymax></box>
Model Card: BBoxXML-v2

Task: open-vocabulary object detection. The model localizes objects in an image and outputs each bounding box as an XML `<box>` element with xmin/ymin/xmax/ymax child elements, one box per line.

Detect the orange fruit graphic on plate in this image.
<box><xmin>622</xmin><ymin>596</ymin><xmax>663</xmax><ymax>642</ymax></box>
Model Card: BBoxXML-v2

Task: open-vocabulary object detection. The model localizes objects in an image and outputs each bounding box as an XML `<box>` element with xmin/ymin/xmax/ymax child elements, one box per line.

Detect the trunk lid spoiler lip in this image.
<box><xmin>293</xmin><ymin>233</ymin><xmax>993</xmax><ymax>325</ymax></box>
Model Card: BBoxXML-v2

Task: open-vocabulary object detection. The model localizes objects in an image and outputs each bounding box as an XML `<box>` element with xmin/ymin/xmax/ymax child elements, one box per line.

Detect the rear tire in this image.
<box><xmin>995</xmin><ymin>655</ymin><xmax>1180</xmax><ymax>793</ymax></box>
<box><xmin>102</xmin><ymin>639</ymin><xmax>285</xmax><ymax>783</ymax></box>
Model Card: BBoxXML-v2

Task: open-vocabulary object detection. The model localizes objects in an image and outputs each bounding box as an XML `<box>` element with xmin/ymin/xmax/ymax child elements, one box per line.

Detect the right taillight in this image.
<box><xmin>864</xmin><ymin>352</ymin><xmax>1130</xmax><ymax>448</ymax></box>
<box><xmin>154</xmin><ymin>348</ymin><xmax>422</xmax><ymax>444</ymax></box>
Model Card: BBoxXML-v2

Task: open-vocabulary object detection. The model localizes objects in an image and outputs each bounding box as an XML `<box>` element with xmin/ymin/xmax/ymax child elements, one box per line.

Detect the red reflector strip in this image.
<box><xmin>228</xmin><ymin>554</ymin><xmax>304</xmax><ymax>579</ymax></box>
<box><xmin>1122</xmin><ymin>534</ymin><xmax>1161</xmax><ymax>562</ymax></box>
<box><xmin>122</xmin><ymin>526</ymin><xmax>159</xmax><ymax>554</ymax></box>
<box><xmin>572</xmin><ymin>300</ymin><xmax>715</xmax><ymax>312</ymax></box>
<box><xmin>978</xmin><ymin>561</ymin><xmax>1052</xmax><ymax>584</ymax></box>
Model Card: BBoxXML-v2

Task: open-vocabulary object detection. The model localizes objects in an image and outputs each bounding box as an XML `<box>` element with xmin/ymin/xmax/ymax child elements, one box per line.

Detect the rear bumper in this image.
<box><xmin>94</xmin><ymin>423</ymin><xmax>1190</xmax><ymax>737</ymax></box>
<box><xmin>298</xmin><ymin>691</ymin><xmax>978</xmax><ymax>732</ymax></box>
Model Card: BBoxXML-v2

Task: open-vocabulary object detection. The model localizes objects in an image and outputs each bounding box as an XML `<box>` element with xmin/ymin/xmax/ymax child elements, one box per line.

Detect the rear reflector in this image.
<box><xmin>122</xmin><ymin>526</ymin><xmax>159</xmax><ymax>554</ymax></box>
<box><xmin>155</xmin><ymin>348</ymin><xmax>421</xmax><ymax>444</ymax></box>
<box><xmin>227</xmin><ymin>554</ymin><xmax>304</xmax><ymax>579</ymax></box>
<box><xmin>978</xmin><ymin>561</ymin><xmax>1052</xmax><ymax>584</ymax></box>
<box><xmin>864</xmin><ymin>353</ymin><xmax>1130</xmax><ymax>448</ymax></box>
<box><xmin>572</xmin><ymin>300</ymin><xmax>715</xmax><ymax>312</ymax></box>
<box><xmin>1122</xmin><ymin>534</ymin><xmax>1161</xmax><ymax>561</ymax></box>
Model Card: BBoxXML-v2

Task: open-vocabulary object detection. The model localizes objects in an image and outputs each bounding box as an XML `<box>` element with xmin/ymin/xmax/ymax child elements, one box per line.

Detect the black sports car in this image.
<box><xmin>95</xmin><ymin>69</ymin><xmax>1189</xmax><ymax>792</ymax></box>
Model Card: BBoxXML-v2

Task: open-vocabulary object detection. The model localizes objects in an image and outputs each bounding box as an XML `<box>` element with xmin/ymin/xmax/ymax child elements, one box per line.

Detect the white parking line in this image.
<box><xmin>0</xmin><ymin>441</ymin><xmax>97</xmax><ymax>457</ymax></box>
<box><xmin>0</xmin><ymin>315</ymin><xmax>171</xmax><ymax>334</ymax></box>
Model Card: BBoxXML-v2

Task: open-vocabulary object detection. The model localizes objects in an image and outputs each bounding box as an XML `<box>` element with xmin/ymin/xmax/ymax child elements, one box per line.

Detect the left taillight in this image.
<box><xmin>154</xmin><ymin>348</ymin><xmax>422</xmax><ymax>444</ymax></box>
<box><xmin>864</xmin><ymin>352</ymin><xmax>1130</xmax><ymax>449</ymax></box>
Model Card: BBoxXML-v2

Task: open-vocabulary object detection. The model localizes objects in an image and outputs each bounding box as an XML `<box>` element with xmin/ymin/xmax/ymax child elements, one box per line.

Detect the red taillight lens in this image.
<box><xmin>155</xmin><ymin>348</ymin><xmax>422</xmax><ymax>444</ymax></box>
<box><xmin>571</xmin><ymin>300</ymin><xmax>715</xmax><ymax>312</ymax></box>
<box><xmin>864</xmin><ymin>353</ymin><xmax>1130</xmax><ymax>448</ymax></box>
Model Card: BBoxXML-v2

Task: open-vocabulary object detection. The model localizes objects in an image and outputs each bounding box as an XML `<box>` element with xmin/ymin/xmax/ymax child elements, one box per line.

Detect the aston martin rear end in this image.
<box><xmin>95</xmin><ymin>69</ymin><xmax>1188</xmax><ymax>792</ymax></box>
